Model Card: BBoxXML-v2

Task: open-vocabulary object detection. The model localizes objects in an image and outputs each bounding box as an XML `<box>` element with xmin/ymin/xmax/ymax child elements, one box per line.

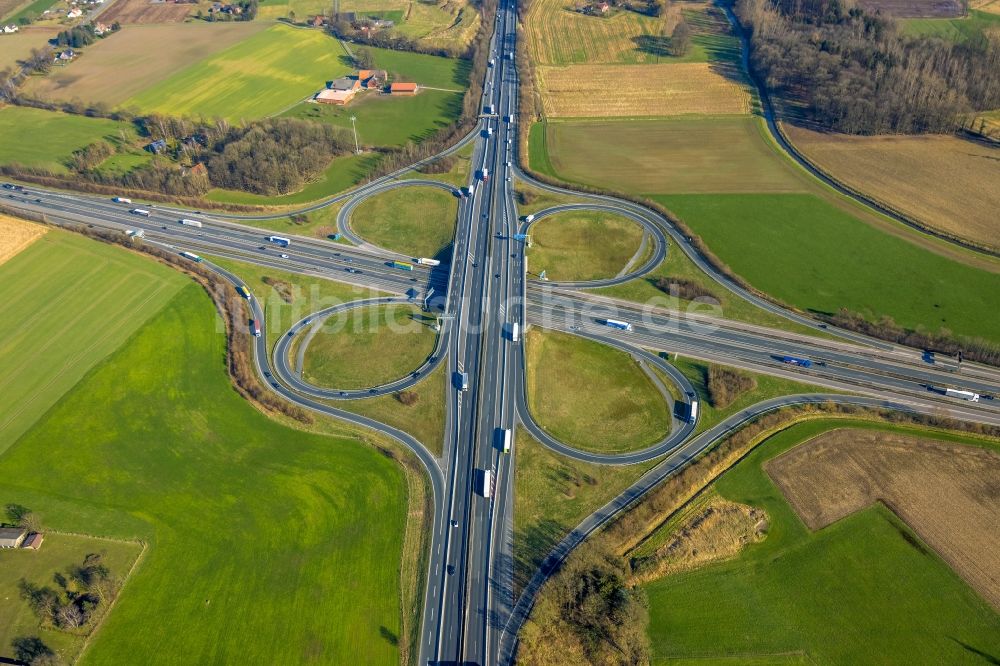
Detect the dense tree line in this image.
<box><xmin>736</xmin><ymin>0</ymin><xmax>1000</xmax><ymax>133</ymax></box>
<box><xmin>204</xmin><ymin>118</ymin><xmax>351</xmax><ymax>195</ymax></box>
<box><xmin>56</xmin><ymin>24</ymin><xmax>98</xmax><ymax>48</ymax></box>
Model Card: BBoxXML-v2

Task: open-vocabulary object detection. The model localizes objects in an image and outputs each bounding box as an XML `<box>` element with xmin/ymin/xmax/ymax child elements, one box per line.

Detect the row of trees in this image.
<box><xmin>55</xmin><ymin>23</ymin><xmax>120</xmax><ymax>49</ymax></box>
<box><xmin>737</xmin><ymin>0</ymin><xmax>1000</xmax><ymax>133</ymax></box>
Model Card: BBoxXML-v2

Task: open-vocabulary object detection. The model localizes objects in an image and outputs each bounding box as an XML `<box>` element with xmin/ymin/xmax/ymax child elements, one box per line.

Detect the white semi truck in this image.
<box><xmin>945</xmin><ymin>388</ymin><xmax>980</xmax><ymax>402</ymax></box>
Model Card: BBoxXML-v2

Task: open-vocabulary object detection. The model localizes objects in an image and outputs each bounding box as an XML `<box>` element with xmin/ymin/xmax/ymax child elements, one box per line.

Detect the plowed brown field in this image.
<box><xmin>766</xmin><ymin>429</ymin><xmax>1000</xmax><ymax>610</ymax></box>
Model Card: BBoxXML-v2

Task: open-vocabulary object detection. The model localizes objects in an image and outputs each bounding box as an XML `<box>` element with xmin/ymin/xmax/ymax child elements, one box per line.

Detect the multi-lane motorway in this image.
<box><xmin>4</xmin><ymin>2</ymin><xmax>1000</xmax><ymax>663</ymax></box>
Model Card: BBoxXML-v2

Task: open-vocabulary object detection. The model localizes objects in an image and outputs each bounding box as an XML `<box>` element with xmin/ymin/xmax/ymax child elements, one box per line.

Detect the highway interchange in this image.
<box><xmin>4</xmin><ymin>2</ymin><xmax>1000</xmax><ymax>663</ymax></box>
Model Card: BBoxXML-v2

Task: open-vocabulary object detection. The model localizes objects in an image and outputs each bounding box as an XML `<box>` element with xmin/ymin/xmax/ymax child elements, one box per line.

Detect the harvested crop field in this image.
<box><xmin>0</xmin><ymin>27</ymin><xmax>57</xmax><ymax>69</ymax></box>
<box><xmin>100</xmin><ymin>0</ymin><xmax>193</xmax><ymax>23</ymax></box>
<box><xmin>537</xmin><ymin>117</ymin><xmax>805</xmax><ymax>194</ymax></box>
<box><xmin>537</xmin><ymin>63</ymin><xmax>752</xmax><ymax>118</ymax></box>
<box><xmin>784</xmin><ymin>123</ymin><xmax>1000</xmax><ymax>251</ymax></box>
<box><xmin>24</xmin><ymin>23</ymin><xmax>264</xmax><ymax>108</ymax></box>
<box><xmin>766</xmin><ymin>429</ymin><xmax>1000</xmax><ymax>609</ymax></box>
<box><xmin>0</xmin><ymin>214</ymin><xmax>46</xmax><ymax>265</ymax></box>
<box><xmin>525</xmin><ymin>0</ymin><xmax>668</xmax><ymax>65</ymax></box>
<box><xmin>858</xmin><ymin>0</ymin><xmax>963</xmax><ymax>16</ymax></box>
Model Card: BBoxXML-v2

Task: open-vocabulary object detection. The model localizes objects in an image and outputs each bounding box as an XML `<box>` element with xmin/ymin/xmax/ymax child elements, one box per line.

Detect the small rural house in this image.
<box><xmin>0</xmin><ymin>527</ymin><xmax>26</xmax><ymax>549</ymax></box>
<box><xmin>67</xmin><ymin>6</ymin><xmax>83</xmax><ymax>17</ymax></box>
<box><xmin>358</xmin><ymin>69</ymin><xmax>387</xmax><ymax>90</ymax></box>
<box><xmin>146</xmin><ymin>139</ymin><xmax>167</xmax><ymax>154</ymax></box>
<box><xmin>390</xmin><ymin>82</ymin><xmax>418</xmax><ymax>95</ymax></box>
<box><xmin>310</xmin><ymin>15</ymin><xmax>327</xmax><ymax>26</ymax></box>
<box><xmin>2</xmin><ymin>24</ymin><xmax>19</xmax><ymax>33</ymax></box>
<box><xmin>21</xmin><ymin>532</ymin><xmax>43</xmax><ymax>550</ymax></box>
<box><xmin>56</xmin><ymin>49</ymin><xmax>76</xmax><ymax>61</ymax></box>
<box><xmin>316</xmin><ymin>76</ymin><xmax>361</xmax><ymax>104</ymax></box>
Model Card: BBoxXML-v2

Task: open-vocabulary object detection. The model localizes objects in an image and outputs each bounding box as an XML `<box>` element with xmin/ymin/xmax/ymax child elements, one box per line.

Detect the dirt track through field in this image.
<box><xmin>0</xmin><ymin>214</ymin><xmax>46</xmax><ymax>265</ymax></box>
<box><xmin>766</xmin><ymin>429</ymin><xmax>1000</xmax><ymax>610</ymax></box>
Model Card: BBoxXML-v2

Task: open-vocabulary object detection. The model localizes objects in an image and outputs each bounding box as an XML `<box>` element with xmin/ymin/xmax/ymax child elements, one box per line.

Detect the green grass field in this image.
<box><xmin>533</xmin><ymin>117</ymin><xmax>806</xmax><ymax>194</ymax></box>
<box><xmin>656</xmin><ymin>192</ymin><xmax>1000</xmax><ymax>344</ymax></box>
<box><xmin>301</xmin><ymin>303</ymin><xmax>438</xmax><ymax>389</ymax></box>
<box><xmin>525</xmin><ymin>327</ymin><xmax>671</xmax><ymax>453</ymax></box>
<box><xmin>0</xmin><ymin>533</ymin><xmax>143</xmax><ymax>664</ymax></box>
<box><xmin>593</xmin><ymin>243</ymin><xmax>829</xmax><ymax>337</ymax></box>
<box><xmin>365</xmin><ymin>45</ymin><xmax>471</xmax><ymax>89</ymax></box>
<box><xmin>0</xmin><ymin>281</ymin><xmax>410</xmax><ymax>664</ymax></box>
<box><xmin>125</xmin><ymin>24</ymin><xmax>352</xmax><ymax>120</ymax></box>
<box><xmin>643</xmin><ymin>419</ymin><xmax>1000</xmax><ymax>664</ymax></box>
<box><xmin>351</xmin><ymin>184</ymin><xmax>458</xmax><ymax>259</ymax></box>
<box><xmin>0</xmin><ymin>229</ymin><xmax>187</xmax><ymax>454</ymax></box>
<box><xmin>0</xmin><ymin>107</ymin><xmax>133</xmax><ymax>174</ymax></box>
<box><xmin>901</xmin><ymin>9</ymin><xmax>1000</xmax><ymax>40</ymax></box>
<box><xmin>527</xmin><ymin>210</ymin><xmax>644</xmax><ymax>281</ymax></box>
<box><xmin>283</xmin><ymin>89</ymin><xmax>463</xmax><ymax>147</ymax></box>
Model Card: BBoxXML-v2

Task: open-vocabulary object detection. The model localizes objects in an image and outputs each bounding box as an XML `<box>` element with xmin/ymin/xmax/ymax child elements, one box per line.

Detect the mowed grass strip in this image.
<box><xmin>125</xmin><ymin>24</ymin><xmax>351</xmax><ymax>120</ymax></box>
<box><xmin>655</xmin><ymin>192</ymin><xmax>1000</xmax><ymax>344</ymax></box>
<box><xmin>0</xmin><ymin>106</ymin><xmax>133</xmax><ymax>173</ymax></box>
<box><xmin>0</xmin><ymin>283</ymin><xmax>410</xmax><ymax>664</ymax></box>
<box><xmin>524</xmin><ymin>327</ymin><xmax>671</xmax><ymax>453</ymax></box>
<box><xmin>537</xmin><ymin>63</ymin><xmax>752</xmax><ymax>118</ymax></box>
<box><xmin>783</xmin><ymin>123</ymin><xmax>1000</xmax><ymax>251</ymax></box>
<box><xmin>301</xmin><ymin>303</ymin><xmax>438</xmax><ymax>389</ymax></box>
<box><xmin>538</xmin><ymin>117</ymin><xmax>805</xmax><ymax>194</ymax></box>
<box><xmin>643</xmin><ymin>419</ymin><xmax>1000</xmax><ymax>664</ymax></box>
<box><xmin>527</xmin><ymin>210</ymin><xmax>644</xmax><ymax>281</ymax></box>
<box><xmin>24</xmin><ymin>23</ymin><xmax>265</xmax><ymax>108</ymax></box>
<box><xmin>0</xmin><ymin>533</ymin><xmax>143</xmax><ymax>664</ymax></box>
<box><xmin>351</xmin><ymin>184</ymin><xmax>458</xmax><ymax>259</ymax></box>
<box><xmin>0</xmin><ymin>228</ymin><xmax>187</xmax><ymax>454</ymax></box>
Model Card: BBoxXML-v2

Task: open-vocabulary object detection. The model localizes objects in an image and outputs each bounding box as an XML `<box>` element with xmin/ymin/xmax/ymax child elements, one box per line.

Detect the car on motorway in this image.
<box><xmin>280</xmin><ymin>253</ymin><xmax>289</xmax><ymax>258</ymax></box>
<box><xmin>346</xmin><ymin>268</ymin><xmax>359</xmax><ymax>274</ymax></box>
<box><xmin>369</xmin><ymin>389</ymin><xmax>377</xmax><ymax>394</ymax></box>
<box><xmin>447</xmin><ymin>565</ymin><xmax>455</xmax><ymax>575</ymax></box>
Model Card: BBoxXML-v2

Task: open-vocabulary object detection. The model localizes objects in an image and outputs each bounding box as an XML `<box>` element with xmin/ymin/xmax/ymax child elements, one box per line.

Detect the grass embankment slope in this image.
<box><xmin>302</xmin><ymin>303</ymin><xmax>438</xmax><ymax>389</ymax></box>
<box><xmin>524</xmin><ymin>328</ymin><xmax>670</xmax><ymax>453</ymax></box>
<box><xmin>0</xmin><ymin>280</ymin><xmax>411</xmax><ymax>664</ymax></box>
<box><xmin>0</xmin><ymin>106</ymin><xmax>134</xmax><ymax>173</ymax></box>
<box><xmin>782</xmin><ymin>124</ymin><xmax>1000</xmax><ymax>251</ymax></box>
<box><xmin>125</xmin><ymin>24</ymin><xmax>351</xmax><ymax>121</ymax></box>
<box><xmin>0</xmin><ymin>226</ymin><xmax>187</xmax><ymax>454</ymax></box>
<box><xmin>0</xmin><ymin>534</ymin><xmax>143</xmax><ymax>663</ymax></box>
<box><xmin>23</xmin><ymin>23</ymin><xmax>265</xmax><ymax>108</ymax></box>
<box><xmin>642</xmin><ymin>419</ymin><xmax>1000</xmax><ymax>664</ymax></box>
<box><xmin>351</xmin><ymin>184</ymin><xmax>458</xmax><ymax>259</ymax></box>
<box><xmin>527</xmin><ymin>210</ymin><xmax>644</xmax><ymax>281</ymax></box>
